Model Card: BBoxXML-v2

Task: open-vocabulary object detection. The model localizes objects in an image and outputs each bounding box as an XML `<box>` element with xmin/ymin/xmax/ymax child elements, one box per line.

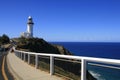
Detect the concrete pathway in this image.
<box><xmin>7</xmin><ymin>52</ymin><xmax>63</xmax><ymax>80</ymax></box>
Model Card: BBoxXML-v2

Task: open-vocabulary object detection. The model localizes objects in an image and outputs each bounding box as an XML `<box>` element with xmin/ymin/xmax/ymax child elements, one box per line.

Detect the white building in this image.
<box><xmin>21</xmin><ymin>16</ymin><xmax>34</xmax><ymax>38</ymax></box>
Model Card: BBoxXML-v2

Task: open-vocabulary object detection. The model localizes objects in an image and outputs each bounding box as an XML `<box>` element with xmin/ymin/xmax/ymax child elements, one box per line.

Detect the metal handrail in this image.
<box><xmin>14</xmin><ymin>49</ymin><xmax>120</xmax><ymax>80</ymax></box>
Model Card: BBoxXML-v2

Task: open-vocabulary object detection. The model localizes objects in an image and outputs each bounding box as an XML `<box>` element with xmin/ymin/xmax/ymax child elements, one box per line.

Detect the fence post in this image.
<box><xmin>24</xmin><ymin>53</ymin><xmax>26</xmax><ymax>61</ymax></box>
<box><xmin>18</xmin><ymin>52</ymin><xmax>19</xmax><ymax>58</ymax></box>
<box><xmin>35</xmin><ymin>55</ymin><xmax>38</xmax><ymax>69</ymax></box>
<box><xmin>18</xmin><ymin>52</ymin><xmax>20</xmax><ymax>58</ymax></box>
<box><xmin>16</xmin><ymin>52</ymin><xmax>17</xmax><ymax>56</ymax></box>
<box><xmin>50</xmin><ymin>56</ymin><xmax>54</xmax><ymax>75</ymax></box>
<box><xmin>21</xmin><ymin>52</ymin><xmax>22</xmax><ymax>60</ymax></box>
<box><xmin>28</xmin><ymin>54</ymin><xmax>30</xmax><ymax>64</ymax></box>
<box><xmin>17</xmin><ymin>52</ymin><xmax>18</xmax><ymax>57</ymax></box>
<box><xmin>17</xmin><ymin>52</ymin><xmax>18</xmax><ymax>56</ymax></box>
<box><xmin>16</xmin><ymin>52</ymin><xmax>18</xmax><ymax>57</ymax></box>
<box><xmin>17</xmin><ymin>52</ymin><xmax>19</xmax><ymax>58</ymax></box>
<box><xmin>15</xmin><ymin>51</ymin><xmax>16</xmax><ymax>56</ymax></box>
<box><xmin>81</xmin><ymin>59</ymin><xmax>86</xmax><ymax>80</ymax></box>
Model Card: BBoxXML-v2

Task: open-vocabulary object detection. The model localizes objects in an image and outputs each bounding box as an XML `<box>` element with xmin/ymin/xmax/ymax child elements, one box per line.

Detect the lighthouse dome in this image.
<box><xmin>27</xmin><ymin>16</ymin><xmax>34</xmax><ymax>24</ymax></box>
<box><xmin>28</xmin><ymin>16</ymin><xmax>32</xmax><ymax>19</ymax></box>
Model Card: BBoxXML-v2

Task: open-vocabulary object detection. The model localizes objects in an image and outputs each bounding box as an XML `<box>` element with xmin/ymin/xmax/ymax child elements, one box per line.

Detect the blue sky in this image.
<box><xmin>0</xmin><ymin>0</ymin><xmax>120</xmax><ymax>42</ymax></box>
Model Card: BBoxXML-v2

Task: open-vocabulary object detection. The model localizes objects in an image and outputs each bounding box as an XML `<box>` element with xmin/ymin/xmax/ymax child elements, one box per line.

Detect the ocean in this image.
<box><xmin>50</xmin><ymin>42</ymin><xmax>120</xmax><ymax>80</ymax></box>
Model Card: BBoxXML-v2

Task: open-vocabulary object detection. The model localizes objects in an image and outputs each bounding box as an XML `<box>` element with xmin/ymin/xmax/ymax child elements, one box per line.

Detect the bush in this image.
<box><xmin>0</xmin><ymin>34</ymin><xmax>10</xmax><ymax>44</ymax></box>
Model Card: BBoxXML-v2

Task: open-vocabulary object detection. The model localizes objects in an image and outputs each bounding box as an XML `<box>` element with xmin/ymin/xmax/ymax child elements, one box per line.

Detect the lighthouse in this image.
<box><xmin>27</xmin><ymin>16</ymin><xmax>34</xmax><ymax>38</ymax></box>
<box><xmin>21</xmin><ymin>16</ymin><xmax>34</xmax><ymax>38</ymax></box>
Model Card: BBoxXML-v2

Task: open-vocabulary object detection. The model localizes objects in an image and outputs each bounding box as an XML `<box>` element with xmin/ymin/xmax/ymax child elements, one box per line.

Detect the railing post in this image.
<box><xmin>16</xmin><ymin>52</ymin><xmax>18</xmax><ymax>57</ymax></box>
<box><xmin>24</xmin><ymin>53</ymin><xmax>26</xmax><ymax>61</ymax></box>
<box><xmin>17</xmin><ymin>52</ymin><xmax>18</xmax><ymax>57</ymax></box>
<box><xmin>17</xmin><ymin>52</ymin><xmax>18</xmax><ymax>56</ymax></box>
<box><xmin>15</xmin><ymin>51</ymin><xmax>16</xmax><ymax>56</ymax></box>
<box><xmin>18</xmin><ymin>52</ymin><xmax>19</xmax><ymax>57</ymax></box>
<box><xmin>16</xmin><ymin>51</ymin><xmax>17</xmax><ymax>56</ymax></box>
<box><xmin>18</xmin><ymin>52</ymin><xmax>20</xmax><ymax>58</ymax></box>
<box><xmin>81</xmin><ymin>59</ymin><xmax>86</xmax><ymax>80</ymax></box>
<box><xmin>21</xmin><ymin>52</ymin><xmax>22</xmax><ymax>60</ymax></box>
<box><xmin>18</xmin><ymin>52</ymin><xmax>19</xmax><ymax>58</ymax></box>
<box><xmin>50</xmin><ymin>56</ymin><xmax>54</xmax><ymax>75</ymax></box>
<box><xmin>17</xmin><ymin>52</ymin><xmax>19</xmax><ymax>58</ymax></box>
<box><xmin>35</xmin><ymin>55</ymin><xmax>38</xmax><ymax>69</ymax></box>
<box><xmin>28</xmin><ymin>54</ymin><xmax>30</xmax><ymax>64</ymax></box>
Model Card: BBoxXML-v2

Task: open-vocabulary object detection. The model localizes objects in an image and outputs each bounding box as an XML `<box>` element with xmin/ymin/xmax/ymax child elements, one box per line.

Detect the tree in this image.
<box><xmin>0</xmin><ymin>34</ymin><xmax>10</xmax><ymax>44</ymax></box>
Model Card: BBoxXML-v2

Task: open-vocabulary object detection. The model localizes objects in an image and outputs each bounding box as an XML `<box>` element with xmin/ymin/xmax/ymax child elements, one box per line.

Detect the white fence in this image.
<box><xmin>14</xmin><ymin>49</ymin><xmax>120</xmax><ymax>80</ymax></box>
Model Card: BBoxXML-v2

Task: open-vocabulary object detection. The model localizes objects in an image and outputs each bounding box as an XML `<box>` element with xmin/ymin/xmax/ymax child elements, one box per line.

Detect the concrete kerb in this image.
<box><xmin>6</xmin><ymin>53</ymin><xmax>23</xmax><ymax>80</ymax></box>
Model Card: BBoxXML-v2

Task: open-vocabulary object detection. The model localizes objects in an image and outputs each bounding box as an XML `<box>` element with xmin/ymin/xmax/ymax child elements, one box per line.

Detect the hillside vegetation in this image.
<box><xmin>14</xmin><ymin>37</ymin><xmax>72</xmax><ymax>55</ymax></box>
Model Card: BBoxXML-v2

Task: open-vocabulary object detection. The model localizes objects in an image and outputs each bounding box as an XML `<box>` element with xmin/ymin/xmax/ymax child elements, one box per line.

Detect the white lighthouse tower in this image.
<box><xmin>27</xmin><ymin>16</ymin><xmax>34</xmax><ymax>38</ymax></box>
<box><xmin>21</xmin><ymin>16</ymin><xmax>34</xmax><ymax>38</ymax></box>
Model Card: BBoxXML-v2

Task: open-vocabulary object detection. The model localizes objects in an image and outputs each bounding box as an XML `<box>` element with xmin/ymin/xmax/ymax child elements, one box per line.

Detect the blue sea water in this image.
<box><xmin>50</xmin><ymin>42</ymin><xmax>120</xmax><ymax>80</ymax></box>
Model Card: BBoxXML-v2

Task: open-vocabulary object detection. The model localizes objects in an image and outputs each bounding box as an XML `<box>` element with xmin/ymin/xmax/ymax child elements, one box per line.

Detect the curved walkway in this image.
<box><xmin>7</xmin><ymin>52</ymin><xmax>63</xmax><ymax>80</ymax></box>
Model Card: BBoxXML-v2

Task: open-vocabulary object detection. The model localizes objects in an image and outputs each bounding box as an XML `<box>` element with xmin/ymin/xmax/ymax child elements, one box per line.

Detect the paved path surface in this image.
<box><xmin>0</xmin><ymin>52</ymin><xmax>13</xmax><ymax>80</ymax></box>
<box><xmin>7</xmin><ymin>52</ymin><xmax>63</xmax><ymax>80</ymax></box>
<box><xmin>4</xmin><ymin>53</ymin><xmax>14</xmax><ymax>80</ymax></box>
